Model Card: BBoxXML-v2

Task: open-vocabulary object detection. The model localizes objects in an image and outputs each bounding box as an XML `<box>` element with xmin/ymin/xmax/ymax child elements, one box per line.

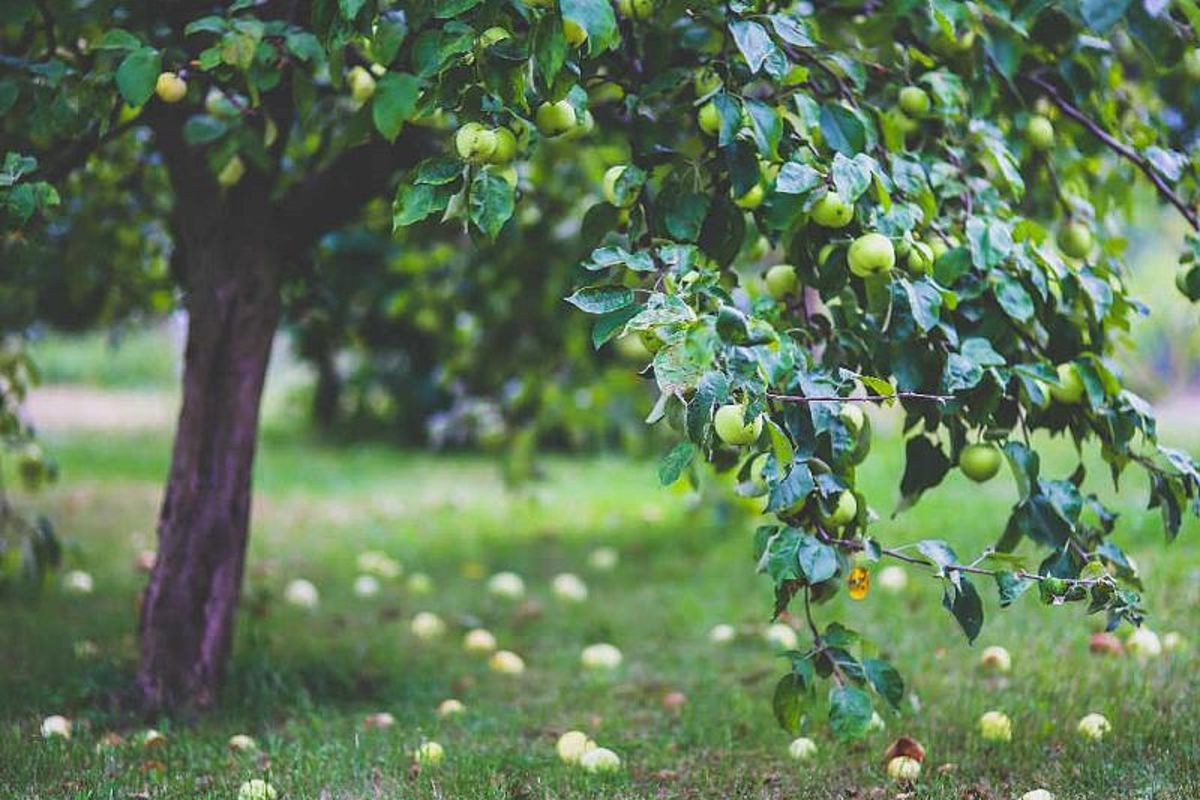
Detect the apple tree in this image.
<box><xmin>4</xmin><ymin>0</ymin><xmax>1200</xmax><ymax>733</ymax></box>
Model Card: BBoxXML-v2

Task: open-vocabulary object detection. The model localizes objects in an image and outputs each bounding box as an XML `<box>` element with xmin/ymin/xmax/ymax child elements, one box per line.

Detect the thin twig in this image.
<box><xmin>767</xmin><ymin>391</ymin><xmax>952</xmax><ymax>404</ymax></box>
<box><xmin>812</xmin><ymin>529</ymin><xmax>1102</xmax><ymax>587</ymax></box>
<box><xmin>1024</xmin><ymin>72</ymin><xmax>1198</xmax><ymax>231</ymax></box>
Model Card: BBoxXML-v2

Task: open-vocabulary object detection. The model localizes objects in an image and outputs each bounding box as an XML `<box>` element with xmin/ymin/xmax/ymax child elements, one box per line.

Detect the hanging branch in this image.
<box><xmin>767</xmin><ymin>390</ymin><xmax>952</xmax><ymax>404</ymax></box>
<box><xmin>1023</xmin><ymin>72</ymin><xmax>1199</xmax><ymax>231</ymax></box>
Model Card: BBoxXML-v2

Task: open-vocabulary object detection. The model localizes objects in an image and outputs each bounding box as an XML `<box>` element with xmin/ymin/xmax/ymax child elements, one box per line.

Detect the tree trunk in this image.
<box><xmin>136</xmin><ymin>223</ymin><xmax>280</xmax><ymax>713</ymax></box>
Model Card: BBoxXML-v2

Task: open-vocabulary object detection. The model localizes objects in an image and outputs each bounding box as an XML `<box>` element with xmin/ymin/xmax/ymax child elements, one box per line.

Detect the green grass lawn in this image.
<box><xmin>2</xmin><ymin>414</ymin><xmax>1198</xmax><ymax>799</ymax></box>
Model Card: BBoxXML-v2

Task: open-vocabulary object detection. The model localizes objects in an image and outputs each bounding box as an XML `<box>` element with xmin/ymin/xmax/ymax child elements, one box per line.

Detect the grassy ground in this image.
<box><xmin>2</xmin><ymin>395</ymin><xmax>1197</xmax><ymax>800</ymax></box>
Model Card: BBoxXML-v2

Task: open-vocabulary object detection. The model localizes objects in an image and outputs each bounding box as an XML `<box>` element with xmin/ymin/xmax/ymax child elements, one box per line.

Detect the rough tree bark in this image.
<box><xmin>134</xmin><ymin>106</ymin><xmax>430</xmax><ymax>711</ymax></box>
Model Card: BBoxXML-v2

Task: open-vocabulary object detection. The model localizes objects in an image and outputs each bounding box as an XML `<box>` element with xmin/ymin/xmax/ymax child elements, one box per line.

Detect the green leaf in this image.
<box><xmin>285</xmin><ymin>31</ymin><xmax>324</xmax><ymax>62</ymax></box>
<box><xmin>658</xmin><ymin>442</ymin><xmax>695</xmax><ymax>486</ymax></box>
<box><xmin>372</xmin><ymin>11</ymin><xmax>408</xmax><ymax>65</ymax></box>
<box><xmin>916</xmin><ymin>539</ymin><xmax>958</xmax><ymax>572</ymax></box>
<box><xmin>992</xmin><ymin>272</ymin><xmax>1035</xmax><ymax>322</ymax></box>
<box><xmin>532</xmin><ymin>14</ymin><xmax>568</xmax><ymax>87</ymax></box>
<box><xmin>766</xmin><ymin>465</ymin><xmax>815</xmax><ymax>514</ymax></box>
<box><xmin>942</xmin><ymin>576</ymin><xmax>984</xmax><ymax>642</ymax></box>
<box><xmin>773</xmin><ymin>672</ymin><xmax>812</xmax><ymax>735</ymax></box>
<box><xmin>591</xmin><ymin>304</ymin><xmax>641</xmax><ymax>349</ymax></box>
<box><xmin>434</xmin><ymin>0</ymin><xmax>484</xmax><ymax>18</ymax></box>
<box><xmin>413</xmin><ymin>157</ymin><xmax>463</xmax><ymax>186</ymax></box>
<box><xmin>994</xmin><ymin>571</ymin><xmax>1034</xmax><ymax>606</ymax></box>
<box><xmin>897</xmin><ymin>436</ymin><xmax>951</xmax><ymax>511</ymax></box>
<box><xmin>94</xmin><ymin>28</ymin><xmax>143</xmax><ymax>50</ymax></box>
<box><xmin>663</xmin><ymin>191</ymin><xmax>709</xmax><ymax>242</ymax></box>
<box><xmin>1080</xmin><ymin>0</ymin><xmax>1131</xmax><ymax>31</ymax></box>
<box><xmin>776</xmin><ymin>162</ymin><xmax>822</xmax><ymax>195</ymax></box>
<box><xmin>115</xmin><ymin>47</ymin><xmax>162</xmax><ymax>107</ymax></box>
<box><xmin>565</xmin><ymin>285</ymin><xmax>636</xmax><ymax>314</ymax></box>
<box><xmin>769</xmin><ymin>14</ymin><xmax>815</xmax><ymax>47</ymax></box>
<box><xmin>729</xmin><ymin>19</ymin><xmax>776</xmax><ymax>75</ymax></box>
<box><xmin>828</xmin><ymin>685</ymin><xmax>873</xmax><ymax>741</ymax></box>
<box><xmin>372</xmin><ymin>72</ymin><xmax>420</xmax><ymax>141</ymax></box>
<box><xmin>560</xmin><ymin>0</ymin><xmax>619</xmax><ymax>55</ymax></box>
<box><xmin>819</xmin><ymin>103</ymin><xmax>866</xmax><ymax>156</ymax></box>
<box><xmin>863</xmin><ymin>658</ymin><xmax>904</xmax><ymax>709</ymax></box>
<box><xmin>469</xmin><ymin>170</ymin><xmax>514</xmax><ymax>239</ymax></box>
<box><xmin>182</xmin><ymin>115</ymin><xmax>228</xmax><ymax>145</ymax></box>
<box><xmin>831</xmin><ymin>152</ymin><xmax>872</xmax><ymax>202</ymax></box>
<box><xmin>795</xmin><ymin>530</ymin><xmax>838</xmax><ymax>583</ymax></box>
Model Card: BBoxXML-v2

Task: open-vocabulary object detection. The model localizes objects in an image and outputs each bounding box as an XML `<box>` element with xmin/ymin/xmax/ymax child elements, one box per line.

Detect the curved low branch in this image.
<box><xmin>1024</xmin><ymin>72</ymin><xmax>1199</xmax><ymax>231</ymax></box>
<box><xmin>767</xmin><ymin>390</ymin><xmax>951</xmax><ymax>404</ymax></box>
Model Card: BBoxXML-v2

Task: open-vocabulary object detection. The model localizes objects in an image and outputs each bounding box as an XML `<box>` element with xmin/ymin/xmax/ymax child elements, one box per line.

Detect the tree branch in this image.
<box><xmin>1024</xmin><ymin>72</ymin><xmax>1199</xmax><ymax>231</ymax></box>
<box><xmin>767</xmin><ymin>391</ymin><xmax>951</xmax><ymax>405</ymax></box>
<box><xmin>273</xmin><ymin>130</ymin><xmax>436</xmax><ymax>256</ymax></box>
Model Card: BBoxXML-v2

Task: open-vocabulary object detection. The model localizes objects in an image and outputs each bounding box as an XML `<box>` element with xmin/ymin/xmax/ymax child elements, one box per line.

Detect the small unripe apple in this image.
<box><xmin>217</xmin><ymin>155</ymin><xmax>246</xmax><ymax>188</ymax></box>
<box><xmin>41</xmin><ymin>715</ymin><xmax>71</xmax><ymax>739</ymax></box>
<box><xmin>1026</xmin><ymin>114</ymin><xmax>1054</xmax><ymax>151</ymax></box>
<box><xmin>708</xmin><ymin>623</ymin><xmax>736</xmax><ymax>643</ymax></box>
<box><xmin>489</xmin><ymin>649</ymin><xmax>527</xmax><ymax>674</ymax></box>
<box><xmin>455</xmin><ymin>122</ymin><xmax>498</xmax><ymax>163</ymax></box>
<box><xmin>1057</xmin><ymin>221</ymin><xmax>1093</xmax><ymax>259</ymax></box>
<box><xmin>1020</xmin><ymin>791</ymin><xmax>1055</xmax><ymax>800</ymax></box>
<box><xmin>960</xmin><ymin>443</ymin><xmax>1002</xmax><ymax>483</ymax></box>
<box><xmin>463</xmin><ymin>628</ymin><xmax>497</xmax><ymax>653</ymax></box>
<box><xmin>847</xmin><ymin>233</ymin><xmax>895</xmax><ymax>277</ymax></box>
<box><xmin>1050</xmin><ymin>363</ymin><xmax>1085</xmax><ymax>404</ymax></box>
<box><xmin>1126</xmin><ymin>627</ymin><xmax>1162</xmax><ymax>658</ymax></box>
<box><xmin>551</xmin><ymin>572</ymin><xmax>589</xmax><ymax>602</ymax></box>
<box><xmin>978</xmin><ymin>710</ymin><xmax>1013</xmax><ymax>742</ymax></box>
<box><xmin>228</xmin><ymin>734</ymin><xmax>258</xmax><ymax>752</ymax></box>
<box><xmin>735</xmin><ymin>183</ymin><xmax>764</xmax><ymax>209</ymax></box>
<box><xmin>348</xmin><ymin>65</ymin><xmax>377</xmax><ymax>104</ymax></box>
<box><xmin>698</xmin><ymin>100</ymin><xmax>721</xmax><ymax>136</ymax></box>
<box><xmin>155</xmin><ymin>72</ymin><xmax>187</xmax><ymax>103</ymax></box>
<box><xmin>616</xmin><ymin>0</ymin><xmax>653</xmax><ymax>19</ymax></box>
<box><xmin>898</xmin><ymin>85</ymin><xmax>930</xmax><ymax>116</ymax></box>
<box><xmin>487</xmin><ymin>570</ymin><xmax>526</xmax><ymax>598</ymax></box>
<box><xmin>535</xmin><ymin>100</ymin><xmax>577</xmax><ymax>136</ymax></box>
<box><xmin>810</xmin><ymin>192</ymin><xmax>853</xmax><ymax>228</ymax></box>
<box><xmin>603</xmin><ymin>165</ymin><xmax>639</xmax><ymax>207</ymax></box>
<box><xmin>437</xmin><ymin>698</ymin><xmax>466</xmax><ymax>717</ymax></box>
<box><xmin>411</xmin><ymin>611</ymin><xmax>445</xmax><ymax>640</ymax></box>
<box><xmin>478</xmin><ymin>26</ymin><xmax>512</xmax><ymax>48</ymax></box>
<box><xmin>563</xmin><ymin>19</ymin><xmax>588</xmax><ymax>47</ymax></box>
<box><xmin>713</xmin><ymin>403</ymin><xmax>763</xmax><ymax>445</ymax></box>
<box><xmin>764</xmin><ymin>264</ymin><xmax>798</xmax><ymax>299</ymax></box>
<box><xmin>580</xmin><ymin>642</ymin><xmax>623</xmax><ymax>670</ymax></box>
<box><xmin>906</xmin><ymin>241</ymin><xmax>934</xmax><ymax>274</ymax></box>
<box><xmin>839</xmin><ymin>403</ymin><xmax>864</xmax><ymax>433</ymax></box>
<box><xmin>788</xmin><ymin>737</ymin><xmax>817</xmax><ymax>760</ymax></box>
<box><xmin>694</xmin><ymin>66</ymin><xmax>721</xmax><ymax>96</ymax></box>
<box><xmin>1183</xmin><ymin>48</ymin><xmax>1200</xmax><ymax>80</ymax></box>
<box><xmin>488</xmin><ymin>127</ymin><xmax>518</xmax><ymax>163</ymax></box>
<box><xmin>886</xmin><ymin>755</ymin><xmax>921</xmax><ymax>781</ymax></box>
<box><xmin>821</xmin><ymin>490</ymin><xmax>857</xmax><ymax>527</ymax></box>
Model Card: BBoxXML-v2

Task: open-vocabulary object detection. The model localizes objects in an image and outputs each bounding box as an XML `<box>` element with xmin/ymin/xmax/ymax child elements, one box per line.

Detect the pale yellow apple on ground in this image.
<box><xmin>284</xmin><ymin>578</ymin><xmax>319</xmax><ymax>609</ymax></box>
<box><xmin>357</xmin><ymin>550</ymin><xmax>402</xmax><ymax>578</ymax></box>
<box><xmin>437</xmin><ymin>698</ymin><xmax>466</xmax><ymax>717</ymax></box>
<box><xmin>1162</xmin><ymin>631</ymin><xmax>1186</xmax><ymax>652</ymax></box>
<box><xmin>1127</xmin><ymin>626</ymin><xmax>1162</xmax><ymax>658</ymax></box>
<box><xmin>463</xmin><ymin>628</ymin><xmax>498</xmax><ymax>653</ymax></box>
<box><xmin>410</xmin><ymin>611</ymin><xmax>446</xmax><ymax>640</ymax></box>
<box><xmin>353</xmin><ymin>574</ymin><xmax>381</xmax><ymax>597</ymax></box>
<box><xmin>489</xmin><ymin>650</ymin><xmax>526</xmax><ymax>675</ymax></box>
<box><xmin>487</xmin><ymin>571</ymin><xmax>526</xmax><ymax>598</ymax></box>
<box><xmin>556</xmin><ymin>730</ymin><xmax>596</xmax><ymax>764</ymax></box>
<box><xmin>588</xmin><ymin>546</ymin><xmax>619</xmax><ymax>571</ymax></box>
<box><xmin>237</xmin><ymin>779</ymin><xmax>278</xmax><ymax>800</ymax></box>
<box><xmin>407</xmin><ymin>572</ymin><xmax>433</xmax><ymax>594</ymax></box>
<box><xmin>141</xmin><ymin>729</ymin><xmax>167</xmax><ymax>748</ymax></box>
<box><xmin>979</xmin><ymin>710</ymin><xmax>1013</xmax><ymax>742</ymax></box>
<box><xmin>886</xmin><ymin>755</ymin><xmax>921</xmax><ymax>781</ymax></box>
<box><xmin>877</xmin><ymin>565</ymin><xmax>908</xmax><ymax>591</ymax></box>
<box><xmin>228</xmin><ymin>734</ymin><xmax>258</xmax><ymax>752</ymax></box>
<box><xmin>41</xmin><ymin>715</ymin><xmax>71</xmax><ymax>739</ymax></box>
<box><xmin>764</xmin><ymin>622</ymin><xmax>799</xmax><ymax>651</ymax></box>
<box><xmin>579</xmin><ymin>746</ymin><xmax>621</xmax><ymax>773</ymax></box>
<box><xmin>363</xmin><ymin>712</ymin><xmax>395</xmax><ymax>729</ymax></box>
<box><xmin>580</xmin><ymin>643</ymin><xmax>623</xmax><ymax>670</ymax></box>
<box><xmin>1077</xmin><ymin>712</ymin><xmax>1111</xmax><ymax>741</ymax></box>
<box><xmin>708</xmin><ymin>623</ymin><xmax>736</xmax><ymax>644</ymax></box>
<box><xmin>415</xmin><ymin>741</ymin><xmax>444</xmax><ymax>766</ymax></box>
<box><xmin>980</xmin><ymin>645</ymin><xmax>1012</xmax><ymax>672</ymax></box>
<box><xmin>63</xmin><ymin>570</ymin><xmax>94</xmax><ymax>594</ymax></box>
<box><xmin>551</xmin><ymin>572</ymin><xmax>589</xmax><ymax>602</ymax></box>
<box><xmin>1020</xmin><ymin>791</ymin><xmax>1054</xmax><ymax>800</ymax></box>
<box><xmin>788</xmin><ymin>736</ymin><xmax>817</xmax><ymax>760</ymax></box>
